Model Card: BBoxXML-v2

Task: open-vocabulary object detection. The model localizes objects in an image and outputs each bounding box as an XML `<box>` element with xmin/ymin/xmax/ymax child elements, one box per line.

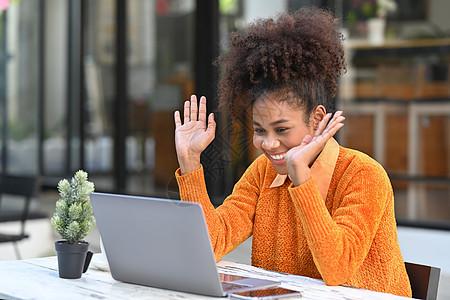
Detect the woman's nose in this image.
<box><xmin>262</xmin><ymin>135</ymin><xmax>280</xmax><ymax>150</ymax></box>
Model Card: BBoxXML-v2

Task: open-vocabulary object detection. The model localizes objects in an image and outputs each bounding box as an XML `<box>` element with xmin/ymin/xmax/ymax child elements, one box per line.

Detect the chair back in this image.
<box><xmin>0</xmin><ymin>175</ymin><xmax>40</xmax><ymax>197</ymax></box>
<box><xmin>0</xmin><ymin>175</ymin><xmax>41</xmax><ymax>234</ymax></box>
<box><xmin>405</xmin><ymin>262</ymin><xmax>440</xmax><ymax>300</ymax></box>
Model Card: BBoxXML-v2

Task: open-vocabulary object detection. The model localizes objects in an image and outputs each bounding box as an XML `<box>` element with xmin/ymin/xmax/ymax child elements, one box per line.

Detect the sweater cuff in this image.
<box><xmin>175</xmin><ymin>165</ymin><xmax>210</xmax><ymax>205</ymax></box>
<box><xmin>288</xmin><ymin>177</ymin><xmax>334</xmax><ymax>241</ymax></box>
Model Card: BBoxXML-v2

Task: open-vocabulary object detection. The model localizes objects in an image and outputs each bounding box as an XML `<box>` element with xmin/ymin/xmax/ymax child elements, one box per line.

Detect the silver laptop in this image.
<box><xmin>90</xmin><ymin>192</ymin><xmax>280</xmax><ymax>297</ymax></box>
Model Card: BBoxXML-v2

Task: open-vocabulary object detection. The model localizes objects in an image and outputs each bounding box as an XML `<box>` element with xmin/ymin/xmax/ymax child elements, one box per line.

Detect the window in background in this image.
<box><xmin>82</xmin><ymin>0</ymin><xmax>196</xmax><ymax>196</ymax></box>
<box><xmin>0</xmin><ymin>0</ymin><xmax>40</xmax><ymax>175</ymax></box>
<box><xmin>42</xmin><ymin>0</ymin><xmax>68</xmax><ymax>177</ymax></box>
<box><xmin>126</xmin><ymin>0</ymin><xmax>196</xmax><ymax>196</ymax></box>
<box><xmin>82</xmin><ymin>0</ymin><xmax>116</xmax><ymax>191</ymax></box>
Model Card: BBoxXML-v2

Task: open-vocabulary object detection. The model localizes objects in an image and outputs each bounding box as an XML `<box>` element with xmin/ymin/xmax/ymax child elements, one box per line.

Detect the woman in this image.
<box><xmin>173</xmin><ymin>7</ymin><xmax>411</xmax><ymax>297</ymax></box>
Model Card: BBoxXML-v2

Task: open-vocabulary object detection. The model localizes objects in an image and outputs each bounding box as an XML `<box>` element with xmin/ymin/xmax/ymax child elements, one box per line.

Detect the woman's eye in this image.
<box><xmin>254</xmin><ymin>128</ymin><xmax>265</xmax><ymax>134</ymax></box>
<box><xmin>276</xmin><ymin>128</ymin><xmax>288</xmax><ymax>133</ymax></box>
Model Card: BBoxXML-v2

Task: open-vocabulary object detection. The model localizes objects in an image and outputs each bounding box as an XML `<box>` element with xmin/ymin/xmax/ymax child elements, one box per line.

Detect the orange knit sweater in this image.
<box><xmin>176</xmin><ymin>146</ymin><xmax>412</xmax><ymax>297</ymax></box>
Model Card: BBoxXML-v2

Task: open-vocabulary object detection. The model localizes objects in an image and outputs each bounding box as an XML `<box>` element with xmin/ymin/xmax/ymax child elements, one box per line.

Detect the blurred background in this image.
<box><xmin>0</xmin><ymin>0</ymin><xmax>449</xmax><ymax>297</ymax></box>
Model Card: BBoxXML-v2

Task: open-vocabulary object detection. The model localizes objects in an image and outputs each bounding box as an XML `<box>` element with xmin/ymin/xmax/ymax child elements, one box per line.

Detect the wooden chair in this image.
<box><xmin>0</xmin><ymin>175</ymin><xmax>44</xmax><ymax>259</ymax></box>
<box><xmin>405</xmin><ymin>262</ymin><xmax>441</xmax><ymax>300</ymax></box>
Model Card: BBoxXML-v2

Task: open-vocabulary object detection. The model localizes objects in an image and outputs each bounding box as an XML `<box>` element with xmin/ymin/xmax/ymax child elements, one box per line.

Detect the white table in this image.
<box><xmin>0</xmin><ymin>254</ymin><xmax>412</xmax><ymax>300</ymax></box>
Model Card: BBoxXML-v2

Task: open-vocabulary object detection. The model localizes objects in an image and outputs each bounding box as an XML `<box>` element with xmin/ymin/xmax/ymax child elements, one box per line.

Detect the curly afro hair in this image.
<box><xmin>217</xmin><ymin>7</ymin><xmax>346</xmax><ymax>121</ymax></box>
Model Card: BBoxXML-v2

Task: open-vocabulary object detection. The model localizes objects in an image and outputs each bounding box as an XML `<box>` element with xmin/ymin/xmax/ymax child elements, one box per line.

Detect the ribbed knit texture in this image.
<box><xmin>176</xmin><ymin>146</ymin><xmax>412</xmax><ymax>297</ymax></box>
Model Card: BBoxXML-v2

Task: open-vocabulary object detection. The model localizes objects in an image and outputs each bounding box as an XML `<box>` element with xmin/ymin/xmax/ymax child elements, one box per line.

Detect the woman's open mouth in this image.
<box><xmin>268</xmin><ymin>152</ymin><xmax>286</xmax><ymax>165</ymax></box>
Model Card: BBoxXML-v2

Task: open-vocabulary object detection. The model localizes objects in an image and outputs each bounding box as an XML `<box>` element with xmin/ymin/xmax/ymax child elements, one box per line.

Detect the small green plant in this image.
<box><xmin>51</xmin><ymin>170</ymin><xmax>96</xmax><ymax>244</ymax></box>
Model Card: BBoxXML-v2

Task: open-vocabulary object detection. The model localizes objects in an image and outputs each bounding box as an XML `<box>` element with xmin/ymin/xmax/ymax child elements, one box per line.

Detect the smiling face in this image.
<box><xmin>252</xmin><ymin>92</ymin><xmax>320</xmax><ymax>175</ymax></box>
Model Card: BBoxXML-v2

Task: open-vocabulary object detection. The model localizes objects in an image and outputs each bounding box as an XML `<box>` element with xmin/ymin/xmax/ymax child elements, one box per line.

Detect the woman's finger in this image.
<box><xmin>190</xmin><ymin>95</ymin><xmax>198</xmax><ymax>122</ymax></box>
<box><xmin>198</xmin><ymin>96</ymin><xmax>207</xmax><ymax>123</ymax></box>
<box><xmin>174</xmin><ymin>110</ymin><xmax>182</xmax><ymax>128</ymax></box>
<box><xmin>323</xmin><ymin>122</ymin><xmax>344</xmax><ymax>140</ymax></box>
<box><xmin>301</xmin><ymin>134</ymin><xmax>313</xmax><ymax>146</ymax></box>
<box><xmin>314</xmin><ymin>113</ymin><xmax>332</xmax><ymax>137</ymax></box>
<box><xmin>321</xmin><ymin>117</ymin><xmax>344</xmax><ymax>140</ymax></box>
<box><xmin>323</xmin><ymin>112</ymin><xmax>344</xmax><ymax>136</ymax></box>
<box><xmin>206</xmin><ymin>113</ymin><xmax>216</xmax><ymax>138</ymax></box>
<box><xmin>183</xmin><ymin>100</ymin><xmax>190</xmax><ymax>124</ymax></box>
<box><xmin>329</xmin><ymin>111</ymin><xmax>343</xmax><ymax>127</ymax></box>
<box><xmin>320</xmin><ymin>111</ymin><xmax>341</xmax><ymax>133</ymax></box>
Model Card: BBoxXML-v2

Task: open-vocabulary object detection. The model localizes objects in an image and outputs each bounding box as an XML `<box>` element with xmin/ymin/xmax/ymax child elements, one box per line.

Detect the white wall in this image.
<box><xmin>398</xmin><ymin>226</ymin><xmax>450</xmax><ymax>276</ymax></box>
<box><xmin>398</xmin><ymin>226</ymin><xmax>450</xmax><ymax>299</ymax></box>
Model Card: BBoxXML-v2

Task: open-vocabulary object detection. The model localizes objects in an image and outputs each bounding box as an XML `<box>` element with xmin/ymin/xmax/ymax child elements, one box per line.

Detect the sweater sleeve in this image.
<box><xmin>176</xmin><ymin>160</ymin><xmax>262</xmax><ymax>261</ymax></box>
<box><xmin>288</xmin><ymin>160</ymin><xmax>391</xmax><ymax>286</ymax></box>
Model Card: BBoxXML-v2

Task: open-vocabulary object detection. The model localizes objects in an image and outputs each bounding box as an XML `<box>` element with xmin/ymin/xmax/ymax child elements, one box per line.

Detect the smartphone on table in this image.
<box><xmin>229</xmin><ymin>287</ymin><xmax>302</xmax><ymax>299</ymax></box>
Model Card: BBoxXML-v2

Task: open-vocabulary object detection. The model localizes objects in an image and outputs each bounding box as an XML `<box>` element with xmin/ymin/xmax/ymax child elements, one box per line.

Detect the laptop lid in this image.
<box><xmin>90</xmin><ymin>192</ymin><xmax>279</xmax><ymax>297</ymax></box>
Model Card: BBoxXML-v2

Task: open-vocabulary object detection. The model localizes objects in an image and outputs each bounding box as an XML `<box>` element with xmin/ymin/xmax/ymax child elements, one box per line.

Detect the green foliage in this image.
<box><xmin>50</xmin><ymin>170</ymin><xmax>96</xmax><ymax>244</ymax></box>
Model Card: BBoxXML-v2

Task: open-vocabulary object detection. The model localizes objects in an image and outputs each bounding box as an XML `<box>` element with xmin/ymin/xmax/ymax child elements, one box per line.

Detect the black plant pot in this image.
<box><xmin>55</xmin><ymin>240</ymin><xmax>93</xmax><ymax>279</ymax></box>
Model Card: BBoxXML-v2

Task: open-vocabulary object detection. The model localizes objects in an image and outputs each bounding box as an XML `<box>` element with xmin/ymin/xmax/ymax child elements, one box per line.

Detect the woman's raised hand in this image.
<box><xmin>285</xmin><ymin>111</ymin><xmax>345</xmax><ymax>187</ymax></box>
<box><xmin>174</xmin><ymin>95</ymin><xmax>216</xmax><ymax>175</ymax></box>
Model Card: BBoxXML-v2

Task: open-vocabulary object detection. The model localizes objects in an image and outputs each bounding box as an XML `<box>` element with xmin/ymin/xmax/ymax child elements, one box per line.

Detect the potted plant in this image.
<box><xmin>50</xmin><ymin>170</ymin><xmax>96</xmax><ymax>279</ymax></box>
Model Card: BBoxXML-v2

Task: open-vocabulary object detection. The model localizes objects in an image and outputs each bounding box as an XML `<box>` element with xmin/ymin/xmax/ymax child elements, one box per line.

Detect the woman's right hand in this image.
<box><xmin>174</xmin><ymin>95</ymin><xmax>216</xmax><ymax>175</ymax></box>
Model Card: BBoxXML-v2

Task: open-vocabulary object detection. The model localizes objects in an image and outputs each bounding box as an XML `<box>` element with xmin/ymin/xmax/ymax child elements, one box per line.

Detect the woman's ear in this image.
<box><xmin>312</xmin><ymin>105</ymin><xmax>326</xmax><ymax>130</ymax></box>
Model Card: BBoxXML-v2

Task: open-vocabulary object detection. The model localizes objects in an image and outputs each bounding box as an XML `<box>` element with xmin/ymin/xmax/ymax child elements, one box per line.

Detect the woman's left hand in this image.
<box><xmin>285</xmin><ymin>111</ymin><xmax>345</xmax><ymax>187</ymax></box>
